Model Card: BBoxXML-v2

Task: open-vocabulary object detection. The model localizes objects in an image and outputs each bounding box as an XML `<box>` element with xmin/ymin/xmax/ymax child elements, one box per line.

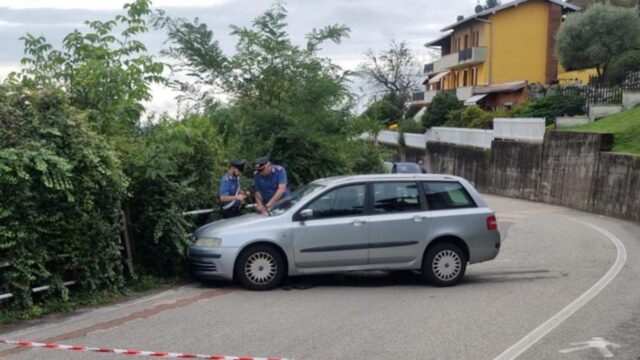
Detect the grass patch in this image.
<box><xmin>0</xmin><ymin>276</ymin><xmax>177</xmax><ymax>325</ymax></box>
<box><xmin>562</xmin><ymin>106</ymin><xmax>640</xmax><ymax>155</ymax></box>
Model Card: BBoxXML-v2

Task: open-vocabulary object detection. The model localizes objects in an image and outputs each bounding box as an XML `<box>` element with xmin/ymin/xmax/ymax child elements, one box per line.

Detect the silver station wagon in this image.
<box><xmin>188</xmin><ymin>174</ymin><xmax>501</xmax><ymax>290</ymax></box>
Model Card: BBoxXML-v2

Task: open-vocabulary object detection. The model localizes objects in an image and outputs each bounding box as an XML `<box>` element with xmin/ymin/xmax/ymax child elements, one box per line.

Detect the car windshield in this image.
<box><xmin>269</xmin><ymin>183</ymin><xmax>326</xmax><ymax>216</ymax></box>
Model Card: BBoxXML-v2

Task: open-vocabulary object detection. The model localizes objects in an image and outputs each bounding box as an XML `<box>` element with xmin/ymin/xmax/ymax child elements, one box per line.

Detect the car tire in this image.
<box><xmin>422</xmin><ymin>243</ymin><xmax>467</xmax><ymax>287</ymax></box>
<box><xmin>235</xmin><ymin>245</ymin><xmax>285</xmax><ymax>291</ymax></box>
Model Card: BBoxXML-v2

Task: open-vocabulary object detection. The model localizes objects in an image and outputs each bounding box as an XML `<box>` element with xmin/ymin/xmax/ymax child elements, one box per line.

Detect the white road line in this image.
<box><xmin>492</xmin><ymin>218</ymin><xmax>628</xmax><ymax>360</ymax></box>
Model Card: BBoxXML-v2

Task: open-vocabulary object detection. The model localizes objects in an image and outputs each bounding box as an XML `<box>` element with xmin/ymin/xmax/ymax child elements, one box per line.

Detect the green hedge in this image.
<box><xmin>126</xmin><ymin>115</ymin><xmax>227</xmax><ymax>277</ymax></box>
<box><xmin>0</xmin><ymin>83</ymin><xmax>128</xmax><ymax>307</ymax></box>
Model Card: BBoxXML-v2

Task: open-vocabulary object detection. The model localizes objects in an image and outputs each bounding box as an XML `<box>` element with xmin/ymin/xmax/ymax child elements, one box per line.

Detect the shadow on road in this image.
<box><xmin>196</xmin><ymin>268</ymin><xmax>564</xmax><ymax>291</ymax></box>
<box><xmin>464</xmin><ymin>268</ymin><xmax>567</xmax><ymax>285</ymax></box>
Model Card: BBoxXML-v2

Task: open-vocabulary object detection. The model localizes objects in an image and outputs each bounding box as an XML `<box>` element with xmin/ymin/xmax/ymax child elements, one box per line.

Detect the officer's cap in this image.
<box><xmin>255</xmin><ymin>156</ymin><xmax>270</xmax><ymax>170</ymax></box>
<box><xmin>230</xmin><ymin>159</ymin><xmax>245</xmax><ymax>171</ymax></box>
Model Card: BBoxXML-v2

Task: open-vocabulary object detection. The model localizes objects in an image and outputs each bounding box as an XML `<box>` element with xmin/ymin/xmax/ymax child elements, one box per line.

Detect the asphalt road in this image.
<box><xmin>1</xmin><ymin>195</ymin><xmax>639</xmax><ymax>360</ymax></box>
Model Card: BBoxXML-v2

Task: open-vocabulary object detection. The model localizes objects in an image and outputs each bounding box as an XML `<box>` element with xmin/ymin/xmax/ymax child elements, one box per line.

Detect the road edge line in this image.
<box><xmin>491</xmin><ymin>217</ymin><xmax>627</xmax><ymax>360</ymax></box>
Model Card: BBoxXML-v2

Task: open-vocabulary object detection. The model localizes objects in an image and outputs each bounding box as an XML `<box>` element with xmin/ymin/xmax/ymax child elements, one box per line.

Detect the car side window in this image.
<box><xmin>422</xmin><ymin>181</ymin><xmax>476</xmax><ymax>210</ymax></box>
<box><xmin>373</xmin><ymin>182</ymin><xmax>421</xmax><ymax>214</ymax></box>
<box><xmin>305</xmin><ymin>184</ymin><xmax>366</xmax><ymax>219</ymax></box>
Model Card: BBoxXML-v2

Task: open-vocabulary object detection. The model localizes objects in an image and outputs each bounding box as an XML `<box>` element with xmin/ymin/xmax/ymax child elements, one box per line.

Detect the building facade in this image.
<box><xmin>416</xmin><ymin>0</ymin><xmax>589</xmax><ymax>109</ymax></box>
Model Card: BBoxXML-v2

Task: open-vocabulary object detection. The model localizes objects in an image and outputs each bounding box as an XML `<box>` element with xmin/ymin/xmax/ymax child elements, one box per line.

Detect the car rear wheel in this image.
<box><xmin>422</xmin><ymin>243</ymin><xmax>467</xmax><ymax>287</ymax></box>
<box><xmin>235</xmin><ymin>245</ymin><xmax>285</xmax><ymax>290</ymax></box>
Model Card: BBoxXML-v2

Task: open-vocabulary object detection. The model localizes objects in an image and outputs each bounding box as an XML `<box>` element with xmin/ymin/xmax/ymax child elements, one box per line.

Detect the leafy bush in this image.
<box><xmin>342</xmin><ymin>140</ymin><xmax>388</xmax><ymax>175</ymax></box>
<box><xmin>422</xmin><ymin>91</ymin><xmax>462</xmax><ymax>129</ymax></box>
<box><xmin>606</xmin><ymin>50</ymin><xmax>640</xmax><ymax>84</ymax></box>
<box><xmin>512</xmin><ymin>95</ymin><xmax>586</xmax><ymax>124</ymax></box>
<box><xmin>444</xmin><ymin>105</ymin><xmax>493</xmax><ymax>129</ymax></box>
<box><xmin>399</xmin><ymin>118</ymin><xmax>426</xmax><ymax>134</ymax></box>
<box><xmin>363</xmin><ymin>99</ymin><xmax>403</xmax><ymax>126</ymax></box>
<box><xmin>126</xmin><ymin>115</ymin><xmax>227</xmax><ymax>276</ymax></box>
<box><xmin>404</xmin><ymin>103</ymin><xmax>425</xmax><ymax>120</ymax></box>
<box><xmin>0</xmin><ymin>83</ymin><xmax>127</xmax><ymax>307</ymax></box>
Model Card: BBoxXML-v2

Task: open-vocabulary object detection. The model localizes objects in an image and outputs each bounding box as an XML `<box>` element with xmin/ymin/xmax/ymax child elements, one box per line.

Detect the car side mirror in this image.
<box><xmin>300</xmin><ymin>208</ymin><xmax>314</xmax><ymax>219</ymax></box>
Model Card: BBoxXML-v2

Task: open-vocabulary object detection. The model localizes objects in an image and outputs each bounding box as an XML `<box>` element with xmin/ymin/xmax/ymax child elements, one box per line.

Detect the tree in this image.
<box><xmin>357</xmin><ymin>40</ymin><xmax>421</xmax><ymax>109</ymax></box>
<box><xmin>157</xmin><ymin>3</ymin><xmax>384</xmax><ymax>186</ymax></box>
<box><xmin>363</xmin><ymin>99</ymin><xmax>403</xmax><ymax>126</ymax></box>
<box><xmin>606</xmin><ymin>50</ymin><xmax>640</xmax><ymax>83</ymax></box>
<box><xmin>556</xmin><ymin>4</ymin><xmax>640</xmax><ymax>78</ymax></box>
<box><xmin>422</xmin><ymin>91</ymin><xmax>462</xmax><ymax>129</ymax></box>
<box><xmin>17</xmin><ymin>0</ymin><xmax>165</xmax><ymax>143</ymax></box>
<box><xmin>485</xmin><ymin>0</ymin><xmax>501</xmax><ymax>10</ymax></box>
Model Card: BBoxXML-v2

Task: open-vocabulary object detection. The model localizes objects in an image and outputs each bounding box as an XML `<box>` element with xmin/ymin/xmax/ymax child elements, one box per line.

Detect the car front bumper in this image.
<box><xmin>187</xmin><ymin>246</ymin><xmax>240</xmax><ymax>281</ymax></box>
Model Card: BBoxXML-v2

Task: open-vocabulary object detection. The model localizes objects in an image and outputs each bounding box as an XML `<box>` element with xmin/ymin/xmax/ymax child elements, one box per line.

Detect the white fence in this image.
<box><xmin>376</xmin><ymin>130</ymin><xmax>401</xmax><ymax>146</ymax></box>
<box><xmin>403</xmin><ymin>133</ymin><xmax>429</xmax><ymax>149</ymax></box>
<box><xmin>493</xmin><ymin>118</ymin><xmax>546</xmax><ymax>141</ymax></box>
<box><xmin>428</xmin><ymin>127</ymin><xmax>494</xmax><ymax>149</ymax></box>
<box><xmin>369</xmin><ymin>118</ymin><xmax>545</xmax><ymax>150</ymax></box>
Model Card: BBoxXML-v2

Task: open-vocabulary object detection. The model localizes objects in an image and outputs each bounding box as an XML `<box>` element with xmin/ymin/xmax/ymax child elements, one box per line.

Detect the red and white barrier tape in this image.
<box><xmin>0</xmin><ymin>339</ymin><xmax>289</xmax><ymax>360</ymax></box>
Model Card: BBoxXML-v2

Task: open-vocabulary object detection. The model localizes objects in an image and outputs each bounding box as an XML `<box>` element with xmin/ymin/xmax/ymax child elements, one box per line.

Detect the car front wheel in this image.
<box><xmin>235</xmin><ymin>245</ymin><xmax>285</xmax><ymax>290</ymax></box>
<box><xmin>422</xmin><ymin>243</ymin><xmax>467</xmax><ymax>287</ymax></box>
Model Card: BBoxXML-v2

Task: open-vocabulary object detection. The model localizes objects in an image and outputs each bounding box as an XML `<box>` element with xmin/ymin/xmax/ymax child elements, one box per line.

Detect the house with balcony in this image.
<box><xmin>414</xmin><ymin>0</ymin><xmax>582</xmax><ymax>109</ymax></box>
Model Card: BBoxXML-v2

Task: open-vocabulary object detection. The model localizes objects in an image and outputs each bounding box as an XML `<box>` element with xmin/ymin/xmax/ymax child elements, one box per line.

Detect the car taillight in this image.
<box><xmin>487</xmin><ymin>215</ymin><xmax>497</xmax><ymax>231</ymax></box>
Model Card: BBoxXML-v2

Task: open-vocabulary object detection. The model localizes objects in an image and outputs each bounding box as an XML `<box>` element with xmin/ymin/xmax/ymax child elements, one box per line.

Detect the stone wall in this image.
<box><xmin>490</xmin><ymin>140</ymin><xmax>542</xmax><ymax>201</ymax></box>
<box><xmin>427</xmin><ymin>131</ymin><xmax>640</xmax><ymax>222</ymax></box>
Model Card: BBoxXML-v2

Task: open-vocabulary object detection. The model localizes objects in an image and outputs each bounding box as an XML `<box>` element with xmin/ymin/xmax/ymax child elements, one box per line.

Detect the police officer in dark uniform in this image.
<box><xmin>253</xmin><ymin>156</ymin><xmax>290</xmax><ymax>215</ymax></box>
<box><xmin>219</xmin><ymin>160</ymin><xmax>248</xmax><ymax>218</ymax></box>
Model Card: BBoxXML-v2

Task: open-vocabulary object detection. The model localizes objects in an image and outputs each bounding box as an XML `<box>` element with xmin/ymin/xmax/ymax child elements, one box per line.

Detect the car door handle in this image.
<box><xmin>413</xmin><ymin>215</ymin><xmax>425</xmax><ymax>222</ymax></box>
<box><xmin>352</xmin><ymin>219</ymin><xmax>367</xmax><ymax>227</ymax></box>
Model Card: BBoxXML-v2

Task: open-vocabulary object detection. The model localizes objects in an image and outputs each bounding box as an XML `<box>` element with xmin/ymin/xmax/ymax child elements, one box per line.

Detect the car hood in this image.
<box><xmin>193</xmin><ymin>214</ymin><xmax>275</xmax><ymax>238</ymax></box>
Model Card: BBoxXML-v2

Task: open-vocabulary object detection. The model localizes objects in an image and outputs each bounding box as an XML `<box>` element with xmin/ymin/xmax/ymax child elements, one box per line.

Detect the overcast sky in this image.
<box><xmin>0</xmin><ymin>0</ymin><xmax>478</xmax><ymax>114</ymax></box>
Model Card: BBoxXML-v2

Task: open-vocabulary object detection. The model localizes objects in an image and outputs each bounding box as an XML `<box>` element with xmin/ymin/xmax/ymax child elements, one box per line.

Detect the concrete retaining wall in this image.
<box><xmin>427</xmin><ymin>131</ymin><xmax>640</xmax><ymax>222</ymax></box>
<box><xmin>556</xmin><ymin>116</ymin><xmax>589</xmax><ymax>128</ymax></box>
<box><xmin>589</xmin><ymin>104</ymin><xmax>623</xmax><ymax>120</ymax></box>
<box><xmin>490</xmin><ymin>140</ymin><xmax>542</xmax><ymax>201</ymax></box>
<box><xmin>622</xmin><ymin>92</ymin><xmax>640</xmax><ymax>110</ymax></box>
<box><xmin>427</xmin><ymin>142</ymin><xmax>491</xmax><ymax>190</ymax></box>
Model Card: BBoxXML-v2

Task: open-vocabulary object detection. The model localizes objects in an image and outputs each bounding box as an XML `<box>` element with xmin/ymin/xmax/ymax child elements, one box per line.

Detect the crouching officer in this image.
<box><xmin>219</xmin><ymin>159</ymin><xmax>248</xmax><ymax>218</ymax></box>
<box><xmin>253</xmin><ymin>156</ymin><xmax>290</xmax><ymax>215</ymax></box>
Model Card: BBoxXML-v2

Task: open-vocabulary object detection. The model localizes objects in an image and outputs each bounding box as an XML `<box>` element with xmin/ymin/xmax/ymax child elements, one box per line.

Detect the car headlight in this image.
<box><xmin>194</xmin><ymin>237</ymin><xmax>222</xmax><ymax>247</ymax></box>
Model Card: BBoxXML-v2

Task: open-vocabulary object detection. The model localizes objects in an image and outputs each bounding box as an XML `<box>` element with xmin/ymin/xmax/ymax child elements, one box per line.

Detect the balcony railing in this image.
<box><xmin>456</xmin><ymin>86</ymin><xmax>474</xmax><ymax>101</ymax></box>
<box><xmin>424</xmin><ymin>47</ymin><xmax>486</xmax><ymax>76</ymax></box>
<box><xmin>458</xmin><ymin>48</ymin><xmax>473</xmax><ymax>62</ymax></box>
<box><xmin>411</xmin><ymin>91</ymin><xmax>425</xmax><ymax>102</ymax></box>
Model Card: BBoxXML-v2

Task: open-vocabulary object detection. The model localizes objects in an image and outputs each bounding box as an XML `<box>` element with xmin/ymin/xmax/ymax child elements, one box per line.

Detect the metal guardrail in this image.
<box><xmin>0</xmin><ymin>281</ymin><xmax>77</xmax><ymax>301</ymax></box>
<box><xmin>182</xmin><ymin>204</ymin><xmax>257</xmax><ymax>216</ymax></box>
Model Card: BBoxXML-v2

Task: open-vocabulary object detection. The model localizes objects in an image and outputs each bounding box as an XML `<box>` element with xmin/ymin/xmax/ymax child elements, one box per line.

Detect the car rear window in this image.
<box><xmin>392</xmin><ymin>163</ymin><xmax>421</xmax><ymax>174</ymax></box>
<box><xmin>373</xmin><ymin>182</ymin><xmax>421</xmax><ymax>213</ymax></box>
<box><xmin>422</xmin><ymin>181</ymin><xmax>476</xmax><ymax>210</ymax></box>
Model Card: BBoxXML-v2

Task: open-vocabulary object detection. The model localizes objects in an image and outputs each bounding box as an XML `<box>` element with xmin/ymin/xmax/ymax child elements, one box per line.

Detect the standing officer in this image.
<box><xmin>253</xmin><ymin>156</ymin><xmax>290</xmax><ymax>215</ymax></box>
<box><xmin>219</xmin><ymin>159</ymin><xmax>247</xmax><ymax>218</ymax></box>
